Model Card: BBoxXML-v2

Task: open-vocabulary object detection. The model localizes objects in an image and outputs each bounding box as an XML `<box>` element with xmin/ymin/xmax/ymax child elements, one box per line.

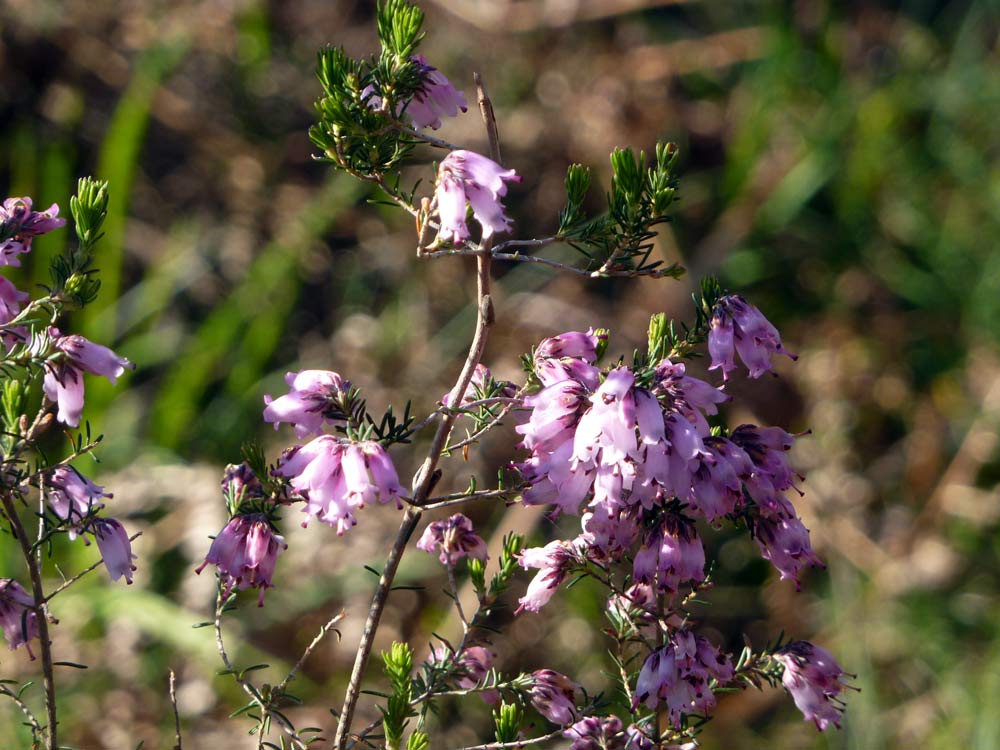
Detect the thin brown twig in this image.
<box><xmin>42</xmin><ymin>532</ymin><xmax>143</xmax><ymax>603</ymax></box>
<box><xmin>0</xmin><ymin>490</ymin><xmax>57</xmax><ymax>750</ymax></box>
<box><xmin>0</xmin><ymin>682</ymin><xmax>45</xmax><ymax>740</ymax></box>
<box><xmin>214</xmin><ymin>592</ymin><xmax>309</xmax><ymax>750</ymax></box>
<box><xmin>331</xmin><ymin>72</ymin><xmax>504</xmax><ymax>750</ymax></box>
<box><xmin>274</xmin><ymin>610</ymin><xmax>345</xmax><ymax>698</ymax></box>
<box><xmin>169</xmin><ymin>670</ymin><xmax>183</xmax><ymax>750</ymax></box>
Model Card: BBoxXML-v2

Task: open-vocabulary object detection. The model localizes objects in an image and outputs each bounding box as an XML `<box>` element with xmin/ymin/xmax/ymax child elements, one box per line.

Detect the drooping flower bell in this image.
<box><xmin>43</xmin><ymin>466</ymin><xmax>112</xmax><ymax>536</ymax></box>
<box><xmin>0</xmin><ymin>197</ymin><xmax>65</xmax><ymax>266</ymax></box>
<box><xmin>92</xmin><ymin>518</ymin><xmax>137</xmax><ymax>584</ymax></box>
<box><xmin>708</xmin><ymin>295</ymin><xmax>796</xmax><ymax>380</ymax></box>
<box><xmin>40</xmin><ymin>328</ymin><xmax>134</xmax><ymax>427</ymax></box>
<box><xmin>0</xmin><ymin>579</ymin><xmax>38</xmax><ymax>655</ymax></box>
<box><xmin>632</xmin><ymin>630</ymin><xmax>733</xmax><ymax>726</ymax></box>
<box><xmin>197</xmin><ymin>514</ymin><xmax>286</xmax><ymax>605</ymax></box>
<box><xmin>416</xmin><ymin>513</ymin><xmax>488</xmax><ymax>565</ymax></box>
<box><xmin>516</xmin><ymin>540</ymin><xmax>580</xmax><ymax>613</ymax></box>
<box><xmin>405</xmin><ymin>55</ymin><xmax>468</xmax><ymax>130</ymax></box>
<box><xmin>429</xmin><ymin>645</ymin><xmax>498</xmax><ymax>703</ymax></box>
<box><xmin>263</xmin><ymin>369</ymin><xmax>350</xmax><ymax>438</ymax></box>
<box><xmin>528</xmin><ymin>669</ymin><xmax>579</xmax><ymax>725</ymax></box>
<box><xmin>773</xmin><ymin>641</ymin><xmax>853</xmax><ymax>731</ymax></box>
<box><xmin>435</xmin><ymin>150</ymin><xmax>520</xmax><ymax>244</ymax></box>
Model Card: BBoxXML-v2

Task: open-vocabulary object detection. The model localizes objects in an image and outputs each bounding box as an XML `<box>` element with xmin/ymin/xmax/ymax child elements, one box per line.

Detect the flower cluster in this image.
<box><xmin>708</xmin><ymin>294</ymin><xmax>797</xmax><ymax>380</ymax></box>
<box><xmin>197</xmin><ymin>511</ymin><xmax>286</xmax><ymax>606</ymax></box>
<box><xmin>277</xmin><ymin>435</ymin><xmax>404</xmax><ymax>534</ymax></box>
<box><xmin>563</xmin><ymin>716</ymin><xmax>658</xmax><ymax>750</ymax></box>
<box><xmin>773</xmin><ymin>641</ymin><xmax>853</xmax><ymax>730</ymax></box>
<box><xmin>405</xmin><ymin>55</ymin><xmax>468</xmax><ymax>130</ymax></box>
<box><xmin>416</xmin><ymin>513</ymin><xmax>487</xmax><ymax>565</ymax></box>
<box><xmin>263</xmin><ymin>369</ymin><xmax>350</xmax><ymax>438</ymax></box>
<box><xmin>632</xmin><ymin>630</ymin><xmax>734</xmax><ymax>726</ymax></box>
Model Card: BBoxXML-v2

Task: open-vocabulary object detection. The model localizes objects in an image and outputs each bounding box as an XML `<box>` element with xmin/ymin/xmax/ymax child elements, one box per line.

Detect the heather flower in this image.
<box><xmin>0</xmin><ymin>579</ymin><xmax>38</xmax><ymax>654</ymax></box>
<box><xmin>44</xmin><ymin>466</ymin><xmax>111</xmax><ymax>535</ymax></box>
<box><xmin>528</xmin><ymin>669</ymin><xmax>578</xmax><ymax>725</ymax></box>
<box><xmin>752</xmin><ymin>509</ymin><xmax>824</xmax><ymax>588</ymax></box>
<box><xmin>429</xmin><ymin>645</ymin><xmax>498</xmax><ymax>702</ymax></box>
<box><xmin>41</xmin><ymin>328</ymin><xmax>134</xmax><ymax>427</ymax></box>
<box><xmin>535</xmin><ymin>330</ymin><xmax>603</xmax><ymax>362</ymax></box>
<box><xmin>0</xmin><ymin>197</ymin><xmax>65</xmax><ymax>266</ymax></box>
<box><xmin>435</xmin><ymin>150</ymin><xmax>520</xmax><ymax>243</ymax></box>
<box><xmin>729</xmin><ymin>424</ymin><xmax>801</xmax><ymax>495</ymax></box>
<box><xmin>222</xmin><ymin>462</ymin><xmax>266</xmax><ymax>504</ymax></box>
<box><xmin>0</xmin><ymin>276</ymin><xmax>28</xmax><ymax>327</ymax></box>
<box><xmin>773</xmin><ymin>641</ymin><xmax>852</xmax><ymax>731</ymax></box>
<box><xmin>416</xmin><ymin>513</ymin><xmax>488</xmax><ymax>565</ymax></box>
<box><xmin>563</xmin><ymin>716</ymin><xmax>626</xmax><ymax>750</ymax></box>
<box><xmin>631</xmin><ymin>515</ymin><xmax>705</xmax><ymax>596</ymax></box>
<box><xmin>708</xmin><ymin>295</ymin><xmax>796</xmax><ymax>380</ymax></box>
<box><xmin>276</xmin><ymin>436</ymin><xmax>404</xmax><ymax>533</ymax></box>
<box><xmin>92</xmin><ymin>518</ymin><xmax>137</xmax><ymax>584</ymax></box>
<box><xmin>516</xmin><ymin>540</ymin><xmax>579</xmax><ymax>613</ymax></box>
<box><xmin>197</xmin><ymin>513</ymin><xmax>286</xmax><ymax>605</ymax></box>
<box><xmin>405</xmin><ymin>55</ymin><xmax>468</xmax><ymax>130</ymax></box>
<box><xmin>633</xmin><ymin>631</ymin><xmax>733</xmax><ymax>726</ymax></box>
<box><xmin>572</xmin><ymin>368</ymin><xmax>640</xmax><ymax>474</ymax></box>
<box><xmin>533</xmin><ymin>329</ymin><xmax>604</xmax><ymax>389</ymax></box>
<box><xmin>263</xmin><ymin>370</ymin><xmax>350</xmax><ymax>438</ymax></box>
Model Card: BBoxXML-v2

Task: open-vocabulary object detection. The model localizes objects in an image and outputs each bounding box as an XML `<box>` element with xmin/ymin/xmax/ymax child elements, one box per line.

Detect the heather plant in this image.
<box><xmin>0</xmin><ymin>179</ymin><xmax>138</xmax><ymax>749</ymax></box>
<box><xmin>187</xmin><ymin>3</ymin><xmax>856</xmax><ymax>749</ymax></box>
<box><xmin>186</xmin><ymin>2</ymin><xmax>857</xmax><ymax>749</ymax></box>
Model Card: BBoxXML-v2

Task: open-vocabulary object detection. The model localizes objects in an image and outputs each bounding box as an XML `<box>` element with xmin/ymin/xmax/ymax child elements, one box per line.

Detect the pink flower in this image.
<box><xmin>708</xmin><ymin>295</ymin><xmax>796</xmax><ymax>380</ymax></box>
<box><xmin>197</xmin><ymin>514</ymin><xmax>286</xmax><ymax>605</ymax></box>
<box><xmin>752</xmin><ymin>509</ymin><xmax>824</xmax><ymax>588</ymax></box>
<box><xmin>406</xmin><ymin>55</ymin><xmax>468</xmax><ymax>130</ymax></box>
<box><xmin>631</xmin><ymin>516</ymin><xmax>705</xmax><ymax>596</ymax></box>
<box><xmin>0</xmin><ymin>197</ymin><xmax>65</xmax><ymax>266</ymax></box>
<box><xmin>773</xmin><ymin>641</ymin><xmax>852</xmax><ymax>731</ymax></box>
<box><xmin>263</xmin><ymin>370</ymin><xmax>349</xmax><ymax>438</ymax></box>
<box><xmin>633</xmin><ymin>631</ymin><xmax>733</xmax><ymax>726</ymax></box>
<box><xmin>44</xmin><ymin>466</ymin><xmax>111</xmax><ymax>535</ymax></box>
<box><xmin>0</xmin><ymin>276</ymin><xmax>28</xmax><ymax>324</ymax></box>
<box><xmin>276</xmin><ymin>437</ymin><xmax>404</xmax><ymax>534</ymax></box>
<box><xmin>528</xmin><ymin>669</ymin><xmax>578</xmax><ymax>725</ymax></box>
<box><xmin>416</xmin><ymin>513</ymin><xmax>488</xmax><ymax>565</ymax></box>
<box><xmin>563</xmin><ymin>716</ymin><xmax>626</xmax><ymax>750</ymax></box>
<box><xmin>41</xmin><ymin>328</ymin><xmax>134</xmax><ymax>426</ymax></box>
<box><xmin>93</xmin><ymin>518</ymin><xmax>137</xmax><ymax>584</ymax></box>
<box><xmin>435</xmin><ymin>150</ymin><xmax>520</xmax><ymax>244</ymax></box>
<box><xmin>0</xmin><ymin>579</ymin><xmax>38</xmax><ymax>655</ymax></box>
<box><xmin>516</xmin><ymin>540</ymin><xmax>579</xmax><ymax>613</ymax></box>
<box><xmin>221</xmin><ymin>462</ymin><xmax>266</xmax><ymax>504</ymax></box>
<box><xmin>429</xmin><ymin>645</ymin><xmax>498</xmax><ymax>703</ymax></box>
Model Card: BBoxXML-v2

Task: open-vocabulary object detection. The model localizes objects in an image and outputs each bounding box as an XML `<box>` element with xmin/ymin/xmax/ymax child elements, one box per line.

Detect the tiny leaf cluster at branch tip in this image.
<box><xmin>0</xmin><ymin>178</ymin><xmax>138</xmax><ymax>750</ymax></box>
<box><xmin>195</xmin><ymin>1</ymin><xmax>854</xmax><ymax>748</ymax></box>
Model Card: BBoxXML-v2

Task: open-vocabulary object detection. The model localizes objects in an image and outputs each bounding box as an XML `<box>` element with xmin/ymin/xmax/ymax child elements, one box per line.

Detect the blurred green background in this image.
<box><xmin>1</xmin><ymin>0</ymin><xmax>998</xmax><ymax>747</ymax></box>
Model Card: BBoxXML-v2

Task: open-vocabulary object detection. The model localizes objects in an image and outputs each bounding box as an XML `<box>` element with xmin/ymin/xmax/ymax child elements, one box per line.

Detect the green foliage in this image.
<box><xmin>556</xmin><ymin>142</ymin><xmax>684</xmax><ymax>278</ymax></box>
<box><xmin>380</xmin><ymin>642</ymin><xmax>416</xmax><ymax>750</ymax></box>
<box><xmin>493</xmin><ymin>701</ymin><xmax>523</xmax><ymax>743</ymax></box>
<box><xmin>377</xmin><ymin>0</ymin><xmax>426</xmax><ymax>61</ymax></box>
<box><xmin>406</xmin><ymin>730</ymin><xmax>429</xmax><ymax>750</ymax></box>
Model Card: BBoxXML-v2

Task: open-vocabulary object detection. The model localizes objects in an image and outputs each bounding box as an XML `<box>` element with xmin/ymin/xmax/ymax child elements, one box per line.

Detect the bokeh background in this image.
<box><xmin>1</xmin><ymin>0</ymin><xmax>998</xmax><ymax>747</ymax></box>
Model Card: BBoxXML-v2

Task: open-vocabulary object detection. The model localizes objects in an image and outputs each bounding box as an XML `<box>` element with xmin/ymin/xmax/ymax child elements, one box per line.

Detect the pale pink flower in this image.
<box><xmin>516</xmin><ymin>540</ymin><xmax>579</xmax><ymax>613</ymax></box>
<box><xmin>41</xmin><ymin>328</ymin><xmax>134</xmax><ymax>426</ymax></box>
<box><xmin>416</xmin><ymin>513</ymin><xmax>488</xmax><ymax>565</ymax></box>
<box><xmin>435</xmin><ymin>150</ymin><xmax>520</xmax><ymax>243</ymax></box>
<box><xmin>263</xmin><ymin>369</ymin><xmax>349</xmax><ymax>438</ymax></box>
<box><xmin>528</xmin><ymin>669</ymin><xmax>578</xmax><ymax>725</ymax></box>
<box><xmin>406</xmin><ymin>55</ymin><xmax>468</xmax><ymax>130</ymax></box>
<box><xmin>93</xmin><ymin>518</ymin><xmax>137</xmax><ymax>584</ymax></box>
